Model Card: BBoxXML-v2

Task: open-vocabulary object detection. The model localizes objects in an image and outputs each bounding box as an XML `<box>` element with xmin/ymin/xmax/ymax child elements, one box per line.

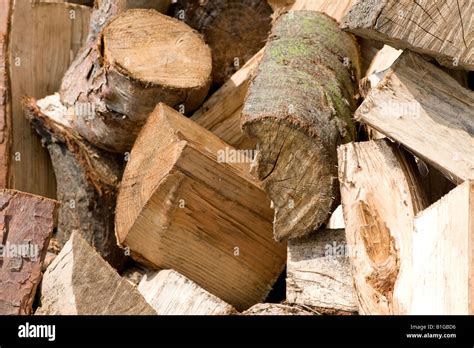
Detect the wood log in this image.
<box><xmin>23</xmin><ymin>95</ymin><xmax>126</xmax><ymax>269</ymax></box>
<box><xmin>0</xmin><ymin>189</ymin><xmax>58</xmax><ymax>315</ymax></box>
<box><xmin>242</xmin><ymin>11</ymin><xmax>360</xmax><ymax>240</ymax></box>
<box><xmin>0</xmin><ymin>0</ymin><xmax>11</xmax><ymax>188</ymax></box>
<box><xmin>36</xmin><ymin>232</ymin><xmax>155</xmax><ymax>315</ymax></box>
<box><xmin>356</xmin><ymin>51</ymin><xmax>474</xmax><ymax>184</ymax></box>
<box><xmin>410</xmin><ymin>180</ymin><xmax>473</xmax><ymax>314</ymax></box>
<box><xmin>7</xmin><ymin>1</ymin><xmax>91</xmax><ymax>198</ymax></box>
<box><xmin>342</xmin><ymin>0</ymin><xmax>473</xmax><ymax>71</ymax></box>
<box><xmin>60</xmin><ymin>9</ymin><xmax>212</xmax><ymax>153</ymax></box>
<box><xmin>337</xmin><ymin>139</ymin><xmax>427</xmax><ymax>314</ymax></box>
<box><xmin>170</xmin><ymin>0</ymin><xmax>273</xmax><ymax>86</ymax></box>
<box><xmin>116</xmin><ymin>103</ymin><xmax>286</xmax><ymax>311</ymax></box>
<box><xmin>286</xmin><ymin>228</ymin><xmax>357</xmax><ymax>314</ymax></box>
<box><xmin>243</xmin><ymin>303</ymin><xmax>313</xmax><ymax>315</ymax></box>
<box><xmin>285</xmin><ymin>0</ymin><xmax>357</xmax><ymax>19</ymax></box>
<box><xmin>138</xmin><ymin>269</ymin><xmax>236</xmax><ymax>315</ymax></box>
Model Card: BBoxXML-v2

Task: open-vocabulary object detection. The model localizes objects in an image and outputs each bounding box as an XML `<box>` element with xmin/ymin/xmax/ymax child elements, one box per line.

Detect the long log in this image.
<box><xmin>337</xmin><ymin>139</ymin><xmax>427</xmax><ymax>314</ymax></box>
<box><xmin>410</xmin><ymin>180</ymin><xmax>474</xmax><ymax>314</ymax></box>
<box><xmin>115</xmin><ymin>103</ymin><xmax>286</xmax><ymax>311</ymax></box>
<box><xmin>170</xmin><ymin>0</ymin><xmax>273</xmax><ymax>86</ymax></box>
<box><xmin>342</xmin><ymin>0</ymin><xmax>473</xmax><ymax>71</ymax></box>
<box><xmin>356</xmin><ymin>51</ymin><xmax>474</xmax><ymax>184</ymax></box>
<box><xmin>0</xmin><ymin>189</ymin><xmax>58</xmax><ymax>315</ymax></box>
<box><xmin>60</xmin><ymin>9</ymin><xmax>212</xmax><ymax>153</ymax></box>
<box><xmin>0</xmin><ymin>0</ymin><xmax>11</xmax><ymax>188</ymax></box>
<box><xmin>242</xmin><ymin>11</ymin><xmax>360</xmax><ymax>240</ymax></box>
<box><xmin>36</xmin><ymin>232</ymin><xmax>155</xmax><ymax>315</ymax></box>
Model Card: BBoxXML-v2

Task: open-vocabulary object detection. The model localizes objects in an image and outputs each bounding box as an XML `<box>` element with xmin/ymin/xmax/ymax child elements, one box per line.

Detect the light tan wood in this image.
<box><xmin>0</xmin><ymin>189</ymin><xmax>58</xmax><ymax>315</ymax></box>
<box><xmin>243</xmin><ymin>303</ymin><xmax>313</xmax><ymax>315</ymax></box>
<box><xmin>337</xmin><ymin>139</ymin><xmax>427</xmax><ymax>314</ymax></box>
<box><xmin>342</xmin><ymin>0</ymin><xmax>473</xmax><ymax>70</ymax></box>
<box><xmin>286</xmin><ymin>0</ymin><xmax>357</xmax><ymax>20</ymax></box>
<box><xmin>287</xmin><ymin>229</ymin><xmax>357</xmax><ymax>314</ymax></box>
<box><xmin>8</xmin><ymin>1</ymin><xmax>91</xmax><ymax>198</ymax></box>
<box><xmin>116</xmin><ymin>103</ymin><xmax>286</xmax><ymax>311</ymax></box>
<box><xmin>36</xmin><ymin>232</ymin><xmax>155</xmax><ymax>315</ymax></box>
<box><xmin>410</xmin><ymin>181</ymin><xmax>473</xmax><ymax>314</ymax></box>
<box><xmin>356</xmin><ymin>51</ymin><xmax>474</xmax><ymax>184</ymax></box>
<box><xmin>138</xmin><ymin>270</ymin><xmax>236</xmax><ymax>315</ymax></box>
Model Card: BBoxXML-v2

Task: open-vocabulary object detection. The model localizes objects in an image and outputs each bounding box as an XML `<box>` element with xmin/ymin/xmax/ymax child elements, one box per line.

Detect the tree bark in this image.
<box><xmin>242</xmin><ymin>11</ymin><xmax>361</xmax><ymax>240</ymax></box>
<box><xmin>60</xmin><ymin>9</ymin><xmax>212</xmax><ymax>153</ymax></box>
<box><xmin>0</xmin><ymin>189</ymin><xmax>58</xmax><ymax>315</ymax></box>
<box><xmin>116</xmin><ymin>103</ymin><xmax>286</xmax><ymax>311</ymax></box>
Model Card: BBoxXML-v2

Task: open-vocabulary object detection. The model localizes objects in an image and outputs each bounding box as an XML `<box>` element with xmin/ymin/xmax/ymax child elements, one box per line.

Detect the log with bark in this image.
<box><xmin>36</xmin><ymin>232</ymin><xmax>155</xmax><ymax>315</ymax></box>
<box><xmin>337</xmin><ymin>139</ymin><xmax>427</xmax><ymax>314</ymax></box>
<box><xmin>242</xmin><ymin>11</ymin><xmax>361</xmax><ymax>240</ymax></box>
<box><xmin>170</xmin><ymin>0</ymin><xmax>273</xmax><ymax>86</ymax></box>
<box><xmin>0</xmin><ymin>189</ymin><xmax>58</xmax><ymax>315</ymax></box>
<box><xmin>23</xmin><ymin>95</ymin><xmax>126</xmax><ymax>269</ymax></box>
<box><xmin>60</xmin><ymin>8</ymin><xmax>212</xmax><ymax>153</ymax></box>
<box><xmin>115</xmin><ymin>103</ymin><xmax>286</xmax><ymax>311</ymax></box>
<box><xmin>356</xmin><ymin>51</ymin><xmax>474</xmax><ymax>184</ymax></box>
<box><xmin>286</xmin><ymin>228</ymin><xmax>357</xmax><ymax>314</ymax></box>
<box><xmin>342</xmin><ymin>0</ymin><xmax>473</xmax><ymax>71</ymax></box>
<box><xmin>138</xmin><ymin>269</ymin><xmax>236</xmax><ymax>315</ymax></box>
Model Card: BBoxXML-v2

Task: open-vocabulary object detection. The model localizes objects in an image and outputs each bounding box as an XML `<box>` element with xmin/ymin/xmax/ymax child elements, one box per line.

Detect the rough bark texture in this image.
<box><xmin>36</xmin><ymin>232</ymin><xmax>155</xmax><ymax>315</ymax></box>
<box><xmin>170</xmin><ymin>0</ymin><xmax>273</xmax><ymax>86</ymax></box>
<box><xmin>138</xmin><ymin>270</ymin><xmax>236</xmax><ymax>315</ymax></box>
<box><xmin>243</xmin><ymin>303</ymin><xmax>313</xmax><ymax>315</ymax></box>
<box><xmin>0</xmin><ymin>189</ymin><xmax>58</xmax><ymax>315</ymax></box>
<box><xmin>23</xmin><ymin>95</ymin><xmax>126</xmax><ymax>269</ymax></box>
<box><xmin>337</xmin><ymin>140</ymin><xmax>427</xmax><ymax>314</ymax></box>
<box><xmin>116</xmin><ymin>103</ymin><xmax>286</xmax><ymax>311</ymax></box>
<box><xmin>242</xmin><ymin>11</ymin><xmax>360</xmax><ymax>240</ymax></box>
<box><xmin>342</xmin><ymin>0</ymin><xmax>473</xmax><ymax>71</ymax></box>
<box><xmin>356</xmin><ymin>51</ymin><xmax>474</xmax><ymax>184</ymax></box>
<box><xmin>60</xmin><ymin>9</ymin><xmax>212</xmax><ymax>152</ymax></box>
<box><xmin>286</xmin><ymin>229</ymin><xmax>358</xmax><ymax>314</ymax></box>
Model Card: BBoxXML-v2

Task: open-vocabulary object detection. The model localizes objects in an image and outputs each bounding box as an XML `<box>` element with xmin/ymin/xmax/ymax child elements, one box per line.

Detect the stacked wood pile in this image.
<box><xmin>0</xmin><ymin>0</ymin><xmax>472</xmax><ymax>315</ymax></box>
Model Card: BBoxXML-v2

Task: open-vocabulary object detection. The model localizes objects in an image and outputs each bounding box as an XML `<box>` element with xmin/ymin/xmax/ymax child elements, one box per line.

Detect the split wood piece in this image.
<box><xmin>326</xmin><ymin>205</ymin><xmax>345</xmax><ymax>229</ymax></box>
<box><xmin>138</xmin><ymin>269</ymin><xmax>236</xmax><ymax>315</ymax></box>
<box><xmin>170</xmin><ymin>0</ymin><xmax>272</xmax><ymax>86</ymax></box>
<box><xmin>243</xmin><ymin>303</ymin><xmax>313</xmax><ymax>315</ymax></box>
<box><xmin>278</xmin><ymin>0</ymin><xmax>357</xmax><ymax>20</ymax></box>
<box><xmin>36</xmin><ymin>232</ymin><xmax>155</xmax><ymax>315</ymax></box>
<box><xmin>116</xmin><ymin>103</ymin><xmax>286</xmax><ymax>311</ymax></box>
<box><xmin>191</xmin><ymin>49</ymin><xmax>264</xmax><ymax>150</ymax></box>
<box><xmin>356</xmin><ymin>51</ymin><xmax>474</xmax><ymax>184</ymax></box>
<box><xmin>0</xmin><ymin>189</ymin><xmax>58</xmax><ymax>315</ymax></box>
<box><xmin>60</xmin><ymin>9</ymin><xmax>212</xmax><ymax>153</ymax></box>
<box><xmin>286</xmin><ymin>228</ymin><xmax>357</xmax><ymax>314</ymax></box>
<box><xmin>342</xmin><ymin>0</ymin><xmax>473</xmax><ymax>71</ymax></box>
<box><xmin>242</xmin><ymin>11</ymin><xmax>361</xmax><ymax>240</ymax></box>
<box><xmin>410</xmin><ymin>180</ymin><xmax>474</xmax><ymax>314</ymax></box>
<box><xmin>0</xmin><ymin>0</ymin><xmax>11</xmax><ymax>188</ymax></box>
<box><xmin>337</xmin><ymin>139</ymin><xmax>427</xmax><ymax>315</ymax></box>
<box><xmin>8</xmin><ymin>1</ymin><xmax>91</xmax><ymax>198</ymax></box>
<box><xmin>23</xmin><ymin>95</ymin><xmax>126</xmax><ymax>269</ymax></box>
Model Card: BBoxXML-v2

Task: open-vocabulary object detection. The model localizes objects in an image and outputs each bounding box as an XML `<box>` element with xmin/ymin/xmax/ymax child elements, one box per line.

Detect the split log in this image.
<box><xmin>170</xmin><ymin>0</ymin><xmax>273</xmax><ymax>86</ymax></box>
<box><xmin>36</xmin><ymin>232</ymin><xmax>155</xmax><ymax>315</ymax></box>
<box><xmin>60</xmin><ymin>9</ymin><xmax>212</xmax><ymax>153</ymax></box>
<box><xmin>337</xmin><ymin>139</ymin><xmax>427</xmax><ymax>314</ymax></box>
<box><xmin>410</xmin><ymin>180</ymin><xmax>474</xmax><ymax>314</ymax></box>
<box><xmin>243</xmin><ymin>303</ymin><xmax>313</xmax><ymax>315</ymax></box>
<box><xmin>23</xmin><ymin>95</ymin><xmax>126</xmax><ymax>269</ymax></box>
<box><xmin>242</xmin><ymin>11</ymin><xmax>361</xmax><ymax>240</ymax></box>
<box><xmin>138</xmin><ymin>270</ymin><xmax>236</xmax><ymax>315</ymax></box>
<box><xmin>342</xmin><ymin>0</ymin><xmax>473</xmax><ymax>71</ymax></box>
<box><xmin>7</xmin><ymin>1</ymin><xmax>91</xmax><ymax>198</ymax></box>
<box><xmin>326</xmin><ymin>205</ymin><xmax>345</xmax><ymax>229</ymax></box>
<box><xmin>356</xmin><ymin>51</ymin><xmax>474</xmax><ymax>184</ymax></box>
<box><xmin>0</xmin><ymin>0</ymin><xmax>11</xmax><ymax>188</ymax></box>
<box><xmin>286</xmin><ymin>229</ymin><xmax>357</xmax><ymax>314</ymax></box>
<box><xmin>0</xmin><ymin>189</ymin><xmax>58</xmax><ymax>315</ymax></box>
<box><xmin>116</xmin><ymin>103</ymin><xmax>286</xmax><ymax>311</ymax></box>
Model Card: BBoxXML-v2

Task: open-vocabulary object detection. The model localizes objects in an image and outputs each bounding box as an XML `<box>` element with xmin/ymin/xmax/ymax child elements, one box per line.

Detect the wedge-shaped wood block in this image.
<box><xmin>116</xmin><ymin>103</ymin><xmax>286</xmax><ymax>311</ymax></box>
<box><xmin>410</xmin><ymin>180</ymin><xmax>474</xmax><ymax>314</ymax></box>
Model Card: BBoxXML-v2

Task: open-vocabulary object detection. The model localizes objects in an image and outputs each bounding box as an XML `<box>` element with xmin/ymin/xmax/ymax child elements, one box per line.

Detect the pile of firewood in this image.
<box><xmin>0</xmin><ymin>0</ymin><xmax>472</xmax><ymax>315</ymax></box>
